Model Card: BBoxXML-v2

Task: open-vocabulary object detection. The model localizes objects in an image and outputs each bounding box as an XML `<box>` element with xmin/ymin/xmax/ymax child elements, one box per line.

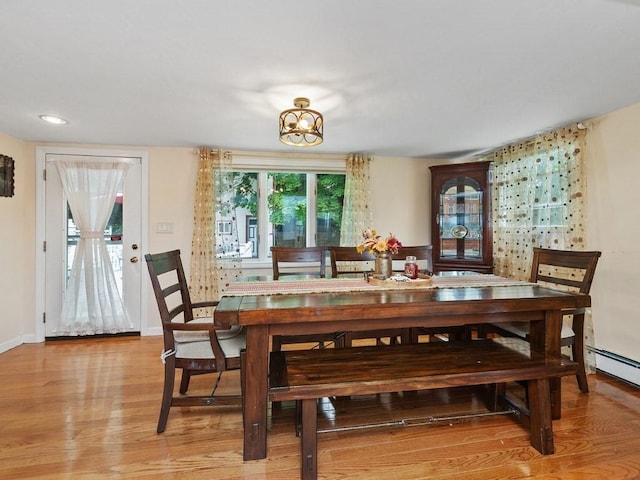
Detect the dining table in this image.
<box><xmin>213</xmin><ymin>273</ymin><xmax>591</xmax><ymax>461</ymax></box>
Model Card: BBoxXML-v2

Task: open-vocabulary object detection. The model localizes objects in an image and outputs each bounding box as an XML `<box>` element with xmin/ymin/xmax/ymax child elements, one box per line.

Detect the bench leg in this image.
<box><xmin>301</xmin><ymin>398</ymin><xmax>318</xmax><ymax>480</ymax></box>
<box><xmin>527</xmin><ymin>378</ymin><xmax>554</xmax><ymax>455</ymax></box>
<box><xmin>295</xmin><ymin>400</ymin><xmax>302</xmax><ymax>437</ymax></box>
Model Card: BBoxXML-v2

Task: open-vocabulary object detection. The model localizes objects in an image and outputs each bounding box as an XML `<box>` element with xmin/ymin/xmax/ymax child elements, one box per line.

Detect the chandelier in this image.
<box><xmin>279</xmin><ymin>97</ymin><xmax>323</xmax><ymax>147</ymax></box>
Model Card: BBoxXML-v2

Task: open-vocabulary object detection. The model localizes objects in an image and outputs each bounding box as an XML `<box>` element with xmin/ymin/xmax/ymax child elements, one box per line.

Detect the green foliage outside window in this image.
<box><xmin>232</xmin><ymin>172</ymin><xmax>258</xmax><ymax>216</ymax></box>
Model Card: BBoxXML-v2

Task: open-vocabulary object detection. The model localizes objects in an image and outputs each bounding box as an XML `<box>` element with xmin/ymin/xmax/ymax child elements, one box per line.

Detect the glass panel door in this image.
<box><xmin>65</xmin><ymin>185</ymin><xmax>124</xmax><ymax>295</ymax></box>
<box><xmin>438</xmin><ymin>177</ymin><xmax>483</xmax><ymax>260</ymax></box>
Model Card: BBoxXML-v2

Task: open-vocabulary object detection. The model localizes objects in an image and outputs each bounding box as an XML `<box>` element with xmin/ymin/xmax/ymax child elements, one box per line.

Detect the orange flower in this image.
<box><xmin>356</xmin><ymin>228</ymin><xmax>402</xmax><ymax>255</ymax></box>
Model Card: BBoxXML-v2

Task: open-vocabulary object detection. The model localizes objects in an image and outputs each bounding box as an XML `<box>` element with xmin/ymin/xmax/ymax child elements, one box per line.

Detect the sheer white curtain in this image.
<box><xmin>53</xmin><ymin>159</ymin><xmax>133</xmax><ymax>335</ymax></box>
<box><xmin>340</xmin><ymin>154</ymin><xmax>373</xmax><ymax>245</ymax></box>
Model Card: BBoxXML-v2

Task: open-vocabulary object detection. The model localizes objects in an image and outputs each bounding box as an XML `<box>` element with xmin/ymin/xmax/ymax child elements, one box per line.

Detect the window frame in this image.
<box><xmin>229</xmin><ymin>154</ymin><xmax>345</xmax><ymax>268</ymax></box>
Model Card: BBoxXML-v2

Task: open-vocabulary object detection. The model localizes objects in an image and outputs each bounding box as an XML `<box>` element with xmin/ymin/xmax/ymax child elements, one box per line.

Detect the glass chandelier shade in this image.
<box><xmin>279</xmin><ymin>97</ymin><xmax>323</xmax><ymax>147</ymax></box>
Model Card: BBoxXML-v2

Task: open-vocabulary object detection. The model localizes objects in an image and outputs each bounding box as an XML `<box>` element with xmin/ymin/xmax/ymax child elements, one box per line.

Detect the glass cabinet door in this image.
<box><xmin>439</xmin><ymin>178</ymin><xmax>483</xmax><ymax>260</ymax></box>
<box><xmin>430</xmin><ymin>161</ymin><xmax>493</xmax><ymax>273</ymax></box>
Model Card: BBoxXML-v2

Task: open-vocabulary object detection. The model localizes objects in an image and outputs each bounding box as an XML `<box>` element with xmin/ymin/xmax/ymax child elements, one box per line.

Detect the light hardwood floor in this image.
<box><xmin>2</xmin><ymin>335</ymin><xmax>640</xmax><ymax>479</ymax></box>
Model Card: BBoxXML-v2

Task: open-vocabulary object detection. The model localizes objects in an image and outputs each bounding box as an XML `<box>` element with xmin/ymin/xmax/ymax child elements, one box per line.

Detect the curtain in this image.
<box><xmin>481</xmin><ymin>124</ymin><xmax>592</xmax><ymax>368</ymax></box>
<box><xmin>190</xmin><ymin>147</ymin><xmax>243</xmax><ymax>309</ymax></box>
<box><xmin>53</xmin><ymin>159</ymin><xmax>133</xmax><ymax>335</ymax></box>
<box><xmin>487</xmin><ymin>125</ymin><xmax>586</xmax><ymax>278</ymax></box>
<box><xmin>340</xmin><ymin>154</ymin><xmax>373</xmax><ymax>245</ymax></box>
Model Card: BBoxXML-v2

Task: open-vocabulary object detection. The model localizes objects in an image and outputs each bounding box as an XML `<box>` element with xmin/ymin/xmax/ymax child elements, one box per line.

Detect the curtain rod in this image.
<box><xmin>198</xmin><ymin>148</ymin><xmax>346</xmax><ymax>162</ymax></box>
<box><xmin>474</xmin><ymin>121</ymin><xmax>590</xmax><ymax>160</ymax></box>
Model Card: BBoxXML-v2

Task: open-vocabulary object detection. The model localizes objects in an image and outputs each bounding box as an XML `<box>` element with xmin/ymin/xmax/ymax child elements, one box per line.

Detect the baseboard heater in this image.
<box><xmin>592</xmin><ymin>348</ymin><xmax>640</xmax><ymax>388</ymax></box>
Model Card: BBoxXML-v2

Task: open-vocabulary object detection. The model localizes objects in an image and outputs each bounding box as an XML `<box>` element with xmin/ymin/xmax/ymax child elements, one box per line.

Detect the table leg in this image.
<box><xmin>243</xmin><ymin>325</ymin><xmax>269</xmax><ymax>461</ymax></box>
<box><xmin>530</xmin><ymin>309</ymin><xmax>563</xmax><ymax>420</ymax></box>
<box><xmin>527</xmin><ymin>377</ymin><xmax>554</xmax><ymax>454</ymax></box>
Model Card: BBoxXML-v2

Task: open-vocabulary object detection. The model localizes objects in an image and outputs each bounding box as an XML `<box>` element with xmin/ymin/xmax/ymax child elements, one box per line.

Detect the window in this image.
<box><xmin>215</xmin><ymin>156</ymin><xmax>346</xmax><ymax>264</ymax></box>
<box><xmin>488</xmin><ymin>125</ymin><xmax>586</xmax><ymax>279</ymax></box>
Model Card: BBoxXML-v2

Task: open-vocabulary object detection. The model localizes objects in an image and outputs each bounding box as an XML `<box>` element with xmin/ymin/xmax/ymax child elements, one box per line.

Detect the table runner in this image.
<box><xmin>224</xmin><ymin>274</ymin><xmax>531</xmax><ymax>297</ymax></box>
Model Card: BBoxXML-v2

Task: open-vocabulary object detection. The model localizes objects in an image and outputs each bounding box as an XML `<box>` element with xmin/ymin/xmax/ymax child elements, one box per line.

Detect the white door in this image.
<box><xmin>43</xmin><ymin>152</ymin><xmax>144</xmax><ymax>338</ymax></box>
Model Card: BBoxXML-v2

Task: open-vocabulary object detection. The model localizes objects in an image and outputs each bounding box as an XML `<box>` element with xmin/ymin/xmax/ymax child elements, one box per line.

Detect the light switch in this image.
<box><xmin>156</xmin><ymin>222</ymin><xmax>174</xmax><ymax>234</ymax></box>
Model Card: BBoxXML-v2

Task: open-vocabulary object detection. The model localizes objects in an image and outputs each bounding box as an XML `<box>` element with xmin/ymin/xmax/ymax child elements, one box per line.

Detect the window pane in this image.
<box><xmin>66</xmin><ymin>185</ymin><xmax>124</xmax><ymax>294</ymax></box>
<box><xmin>232</xmin><ymin>172</ymin><xmax>258</xmax><ymax>258</ymax></box>
<box><xmin>215</xmin><ymin>171</ymin><xmax>257</xmax><ymax>259</ymax></box>
<box><xmin>439</xmin><ymin>179</ymin><xmax>482</xmax><ymax>259</ymax></box>
<box><xmin>268</xmin><ymin>173</ymin><xmax>307</xmax><ymax>247</ymax></box>
<box><xmin>316</xmin><ymin>174</ymin><xmax>345</xmax><ymax>246</ymax></box>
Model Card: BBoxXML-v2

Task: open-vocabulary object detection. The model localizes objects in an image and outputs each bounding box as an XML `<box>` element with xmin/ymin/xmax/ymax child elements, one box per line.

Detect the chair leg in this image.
<box><xmin>477</xmin><ymin>324</ymin><xmax>489</xmax><ymax>338</ymax></box>
<box><xmin>157</xmin><ymin>358</ymin><xmax>176</xmax><ymax>433</ymax></box>
<box><xmin>572</xmin><ymin>336</ymin><xmax>590</xmax><ymax>394</ymax></box>
<box><xmin>179</xmin><ymin>370</ymin><xmax>191</xmax><ymax>394</ymax></box>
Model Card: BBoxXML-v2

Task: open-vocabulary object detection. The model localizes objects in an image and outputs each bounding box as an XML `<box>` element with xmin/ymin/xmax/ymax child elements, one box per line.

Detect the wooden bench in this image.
<box><xmin>269</xmin><ymin>338</ymin><xmax>578</xmax><ymax>480</ymax></box>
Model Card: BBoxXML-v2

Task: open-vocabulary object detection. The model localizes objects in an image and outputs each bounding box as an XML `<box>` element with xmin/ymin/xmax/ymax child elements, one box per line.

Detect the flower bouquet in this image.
<box><xmin>356</xmin><ymin>228</ymin><xmax>402</xmax><ymax>278</ymax></box>
<box><xmin>356</xmin><ymin>228</ymin><xmax>402</xmax><ymax>256</ymax></box>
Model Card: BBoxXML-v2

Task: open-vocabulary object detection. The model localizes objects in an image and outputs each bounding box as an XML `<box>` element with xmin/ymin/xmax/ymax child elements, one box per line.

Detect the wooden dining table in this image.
<box><xmin>213</xmin><ymin>274</ymin><xmax>591</xmax><ymax>461</ymax></box>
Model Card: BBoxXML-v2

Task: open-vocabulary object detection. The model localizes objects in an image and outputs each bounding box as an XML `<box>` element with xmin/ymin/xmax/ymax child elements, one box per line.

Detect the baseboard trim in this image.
<box><xmin>593</xmin><ymin>348</ymin><xmax>640</xmax><ymax>388</ymax></box>
<box><xmin>0</xmin><ymin>336</ymin><xmax>23</xmax><ymax>354</ymax></box>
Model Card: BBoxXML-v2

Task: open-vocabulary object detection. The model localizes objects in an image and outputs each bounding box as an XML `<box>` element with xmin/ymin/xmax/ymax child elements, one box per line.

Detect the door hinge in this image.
<box><xmin>42</xmin><ymin>312</ymin><xmax>46</xmax><ymax>324</ymax></box>
<box><xmin>43</xmin><ymin>169</ymin><xmax>46</xmax><ymax>181</ymax></box>
<box><xmin>43</xmin><ymin>241</ymin><xmax>46</xmax><ymax>252</ymax></box>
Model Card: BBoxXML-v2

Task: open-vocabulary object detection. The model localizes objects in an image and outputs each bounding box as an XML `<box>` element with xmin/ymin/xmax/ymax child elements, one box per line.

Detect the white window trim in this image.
<box><xmin>226</xmin><ymin>154</ymin><xmax>345</xmax><ymax>269</ymax></box>
<box><xmin>230</xmin><ymin>152</ymin><xmax>346</xmax><ymax>173</ymax></box>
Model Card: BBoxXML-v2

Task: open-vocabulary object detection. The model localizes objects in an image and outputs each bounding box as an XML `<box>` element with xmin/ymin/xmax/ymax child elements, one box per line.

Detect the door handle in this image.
<box><xmin>130</xmin><ymin>256</ymin><xmax>139</xmax><ymax>263</ymax></box>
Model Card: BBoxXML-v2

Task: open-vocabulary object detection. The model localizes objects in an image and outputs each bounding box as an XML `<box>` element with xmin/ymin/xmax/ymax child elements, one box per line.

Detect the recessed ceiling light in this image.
<box><xmin>39</xmin><ymin>115</ymin><xmax>69</xmax><ymax>125</ymax></box>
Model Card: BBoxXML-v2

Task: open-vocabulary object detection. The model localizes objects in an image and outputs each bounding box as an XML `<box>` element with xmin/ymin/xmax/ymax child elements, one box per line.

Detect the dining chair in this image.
<box><xmin>328</xmin><ymin>246</ymin><xmax>414</xmax><ymax>346</ymax></box>
<box><xmin>270</xmin><ymin>246</ymin><xmax>339</xmax><ymax>350</ymax></box>
<box><xmin>390</xmin><ymin>245</ymin><xmax>463</xmax><ymax>342</ymax></box>
<box><xmin>481</xmin><ymin>247</ymin><xmax>601</xmax><ymax>393</ymax></box>
<box><xmin>145</xmin><ymin>249</ymin><xmax>245</xmax><ymax>433</ymax></box>
<box><xmin>390</xmin><ymin>244</ymin><xmax>434</xmax><ymax>275</ymax></box>
<box><xmin>271</xmin><ymin>246</ymin><xmax>327</xmax><ymax>279</ymax></box>
<box><xmin>329</xmin><ymin>245</ymin><xmax>377</xmax><ymax>277</ymax></box>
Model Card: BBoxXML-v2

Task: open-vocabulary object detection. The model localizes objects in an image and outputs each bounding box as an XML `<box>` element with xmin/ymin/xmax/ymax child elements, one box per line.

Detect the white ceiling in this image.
<box><xmin>2</xmin><ymin>0</ymin><xmax>640</xmax><ymax>158</ymax></box>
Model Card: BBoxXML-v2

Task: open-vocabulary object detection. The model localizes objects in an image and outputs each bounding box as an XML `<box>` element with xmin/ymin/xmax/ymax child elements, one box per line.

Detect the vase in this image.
<box><xmin>375</xmin><ymin>252</ymin><xmax>393</xmax><ymax>279</ymax></box>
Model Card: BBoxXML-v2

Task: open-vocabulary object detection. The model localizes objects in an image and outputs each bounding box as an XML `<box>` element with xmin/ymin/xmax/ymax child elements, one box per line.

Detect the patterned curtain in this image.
<box><xmin>340</xmin><ymin>154</ymin><xmax>373</xmax><ymax>245</ymax></box>
<box><xmin>481</xmin><ymin>124</ymin><xmax>593</xmax><ymax>369</ymax></box>
<box><xmin>190</xmin><ymin>148</ymin><xmax>243</xmax><ymax>310</ymax></box>
<box><xmin>486</xmin><ymin>125</ymin><xmax>586</xmax><ymax>279</ymax></box>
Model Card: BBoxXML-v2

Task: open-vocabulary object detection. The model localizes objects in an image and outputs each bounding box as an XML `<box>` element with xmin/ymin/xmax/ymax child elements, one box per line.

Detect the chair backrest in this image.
<box><xmin>529</xmin><ymin>247</ymin><xmax>601</xmax><ymax>294</ymax></box>
<box><xmin>391</xmin><ymin>245</ymin><xmax>434</xmax><ymax>274</ymax></box>
<box><xmin>271</xmin><ymin>246</ymin><xmax>327</xmax><ymax>279</ymax></box>
<box><xmin>144</xmin><ymin>249</ymin><xmax>197</xmax><ymax>325</ymax></box>
<box><xmin>328</xmin><ymin>246</ymin><xmax>377</xmax><ymax>277</ymax></box>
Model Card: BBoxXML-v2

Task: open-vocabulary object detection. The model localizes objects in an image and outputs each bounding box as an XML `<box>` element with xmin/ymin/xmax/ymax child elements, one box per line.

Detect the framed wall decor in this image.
<box><xmin>0</xmin><ymin>154</ymin><xmax>15</xmax><ymax>197</ymax></box>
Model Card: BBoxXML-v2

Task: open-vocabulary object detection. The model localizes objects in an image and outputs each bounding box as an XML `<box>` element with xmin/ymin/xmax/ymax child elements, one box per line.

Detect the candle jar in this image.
<box><xmin>404</xmin><ymin>255</ymin><xmax>418</xmax><ymax>279</ymax></box>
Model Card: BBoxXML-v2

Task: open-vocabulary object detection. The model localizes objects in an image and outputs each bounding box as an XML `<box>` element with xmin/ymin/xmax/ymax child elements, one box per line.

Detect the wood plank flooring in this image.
<box><xmin>1</xmin><ymin>336</ymin><xmax>640</xmax><ymax>479</ymax></box>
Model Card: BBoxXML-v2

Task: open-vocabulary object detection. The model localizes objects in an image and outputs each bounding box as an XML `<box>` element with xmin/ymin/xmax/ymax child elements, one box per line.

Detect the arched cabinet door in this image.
<box><xmin>430</xmin><ymin>161</ymin><xmax>493</xmax><ymax>274</ymax></box>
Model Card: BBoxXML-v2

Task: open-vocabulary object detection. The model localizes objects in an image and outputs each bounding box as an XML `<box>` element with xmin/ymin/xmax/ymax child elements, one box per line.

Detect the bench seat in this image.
<box><xmin>269</xmin><ymin>337</ymin><xmax>577</xmax><ymax>480</ymax></box>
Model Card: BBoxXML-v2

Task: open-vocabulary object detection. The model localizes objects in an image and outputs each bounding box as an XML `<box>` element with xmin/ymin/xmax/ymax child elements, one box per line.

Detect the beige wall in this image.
<box><xmin>585</xmin><ymin>102</ymin><xmax>640</xmax><ymax>362</ymax></box>
<box><xmin>370</xmin><ymin>156</ymin><xmax>433</xmax><ymax>246</ymax></box>
<box><xmin>145</xmin><ymin>147</ymin><xmax>199</xmax><ymax>256</ymax></box>
<box><xmin>0</xmin><ymin>133</ymin><xmax>34</xmax><ymax>349</ymax></box>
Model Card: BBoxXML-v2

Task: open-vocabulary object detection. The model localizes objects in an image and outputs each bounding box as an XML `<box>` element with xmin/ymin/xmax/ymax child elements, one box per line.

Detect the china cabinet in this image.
<box><xmin>429</xmin><ymin>161</ymin><xmax>493</xmax><ymax>273</ymax></box>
